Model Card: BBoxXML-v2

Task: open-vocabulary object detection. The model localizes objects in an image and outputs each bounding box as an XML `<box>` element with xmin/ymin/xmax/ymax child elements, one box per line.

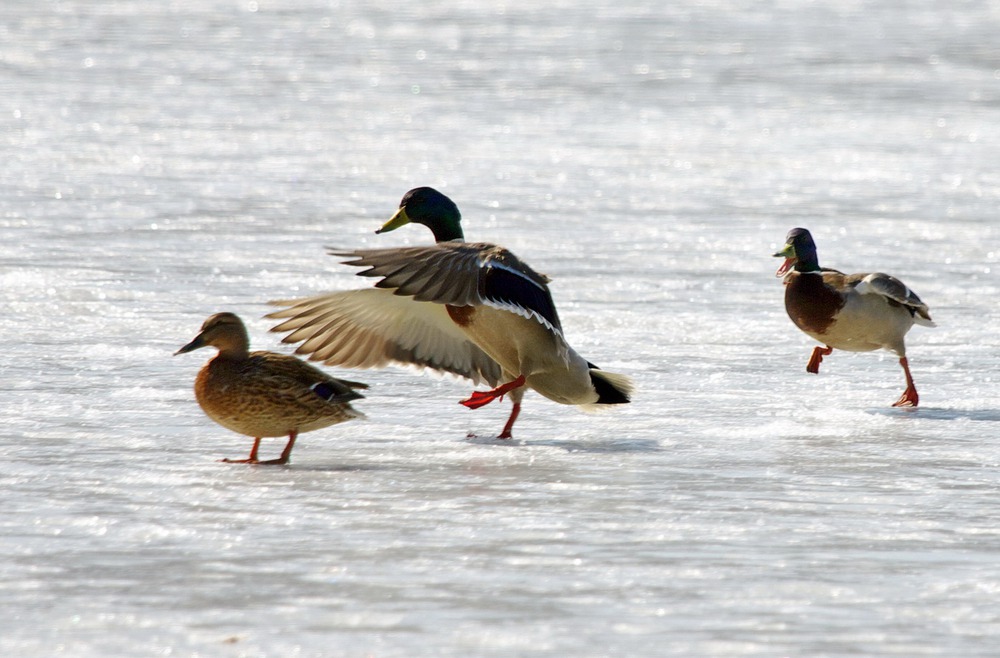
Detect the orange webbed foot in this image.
<box><xmin>460</xmin><ymin>375</ymin><xmax>526</xmax><ymax>410</ymax></box>
<box><xmin>806</xmin><ymin>345</ymin><xmax>833</xmax><ymax>374</ymax></box>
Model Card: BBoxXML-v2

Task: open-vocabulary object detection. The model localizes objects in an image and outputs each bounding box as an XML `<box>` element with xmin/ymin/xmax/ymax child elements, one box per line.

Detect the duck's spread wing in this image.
<box><xmin>330</xmin><ymin>242</ymin><xmax>563</xmax><ymax>334</ymax></box>
<box><xmin>849</xmin><ymin>272</ymin><xmax>935</xmax><ymax>326</ymax></box>
<box><xmin>267</xmin><ymin>288</ymin><xmax>503</xmax><ymax>386</ymax></box>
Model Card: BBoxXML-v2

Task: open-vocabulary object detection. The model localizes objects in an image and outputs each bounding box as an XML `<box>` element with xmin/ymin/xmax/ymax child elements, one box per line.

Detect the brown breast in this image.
<box><xmin>446</xmin><ymin>304</ymin><xmax>476</xmax><ymax>327</ymax></box>
<box><xmin>784</xmin><ymin>271</ymin><xmax>845</xmax><ymax>335</ymax></box>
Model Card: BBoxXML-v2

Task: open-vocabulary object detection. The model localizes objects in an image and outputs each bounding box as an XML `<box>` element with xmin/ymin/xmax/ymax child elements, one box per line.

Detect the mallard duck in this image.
<box><xmin>175</xmin><ymin>312</ymin><xmax>367</xmax><ymax>464</ymax></box>
<box><xmin>268</xmin><ymin>186</ymin><xmax>632</xmax><ymax>439</ymax></box>
<box><xmin>773</xmin><ymin>228</ymin><xmax>935</xmax><ymax>407</ymax></box>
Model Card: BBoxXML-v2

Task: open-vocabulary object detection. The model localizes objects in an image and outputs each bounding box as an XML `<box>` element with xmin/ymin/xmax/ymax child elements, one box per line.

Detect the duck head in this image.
<box><xmin>377</xmin><ymin>187</ymin><xmax>465</xmax><ymax>243</ymax></box>
<box><xmin>175</xmin><ymin>312</ymin><xmax>250</xmax><ymax>358</ymax></box>
<box><xmin>774</xmin><ymin>227</ymin><xmax>820</xmax><ymax>277</ymax></box>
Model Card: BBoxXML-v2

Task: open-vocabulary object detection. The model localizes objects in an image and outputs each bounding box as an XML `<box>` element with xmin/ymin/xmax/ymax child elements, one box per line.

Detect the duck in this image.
<box><xmin>773</xmin><ymin>227</ymin><xmax>935</xmax><ymax>407</ymax></box>
<box><xmin>268</xmin><ymin>186</ymin><xmax>632</xmax><ymax>439</ymax></box>
<box><xmin>175</xmin><ymin>312</ymin><xmax>367</xmax><ymax>464</ymax></box>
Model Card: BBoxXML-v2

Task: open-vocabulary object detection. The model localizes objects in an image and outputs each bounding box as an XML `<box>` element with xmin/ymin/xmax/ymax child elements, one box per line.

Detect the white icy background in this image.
<box><xmin>2</xmin><ymin>0</ymin><xmax>998</xmax><ymax>655</ymax></box>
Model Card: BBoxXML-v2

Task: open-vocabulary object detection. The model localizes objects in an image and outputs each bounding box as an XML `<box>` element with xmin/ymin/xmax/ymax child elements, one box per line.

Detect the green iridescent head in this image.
<box><xmin>377</xmin><ymin>187</ymin><xmax>464</xmax><ymax>243</ymax></box>
<box><xmin>773</xmin><ymin>227</ymin><xmax>820</xmax><ymax>276</ymax></box>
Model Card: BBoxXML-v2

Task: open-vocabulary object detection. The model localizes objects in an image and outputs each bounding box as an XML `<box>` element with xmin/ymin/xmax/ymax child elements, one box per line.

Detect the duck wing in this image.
<box><xmin>247</xmin><ymin>352</ymin><xmax>368</xmax><ymax>401</ymax></box>
<box><xmin>849</xmin><ymin>272</ymin><xmax>936</xmax><ymax>326</ymax></box>
<box><xmin>330</xmin><ymin>242</ymin><xmax>563</xmax><ymax>335</ymax></box>
<box><xmin>268</xmin><ymin>287</ymin><xmax>503</xmax><ymax>386</ymax></box>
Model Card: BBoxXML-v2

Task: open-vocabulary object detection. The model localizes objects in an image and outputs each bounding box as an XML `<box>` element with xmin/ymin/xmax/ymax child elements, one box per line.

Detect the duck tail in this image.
<box><xmin>588</xmin><ymin>368</ymin><xmax>633</xmax><ymax>405</ymax></box>
<box><xmin>912</xmin><ymin>308</ymin><xmax>936</xmax><ymax>328</ymax></box>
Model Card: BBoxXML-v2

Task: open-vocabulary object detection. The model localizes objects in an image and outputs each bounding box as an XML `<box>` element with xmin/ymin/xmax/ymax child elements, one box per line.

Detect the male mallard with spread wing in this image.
<box><xmin>773</xmin><ymin>228</ymin><xmax>935</xmax><ymax>407</ymax></box>
<box><xmin>268</xmin><ymin>187</ymin><xmax>632</xmax><ymax>438</ymax></box>
<box><xmin>175</xmin><ymin>312</ymin><xmax>366</xmax><ymax>464</ymax></box>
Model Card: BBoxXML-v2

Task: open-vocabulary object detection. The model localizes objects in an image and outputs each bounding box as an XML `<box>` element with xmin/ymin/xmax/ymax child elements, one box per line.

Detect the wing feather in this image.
<box><xmin>329</xmin><ymin>242</ymin><xmax>563</xmax><ymax>334</ymax></box>
<box><xmin>268</xmin><ymin>288</ymin><xmax>503</xmax><ymax>385</ymax></box>
<box><xmin>851</xmin><ymin>272</ymin><xmax>936</xmax><ymax>327</ymax></box>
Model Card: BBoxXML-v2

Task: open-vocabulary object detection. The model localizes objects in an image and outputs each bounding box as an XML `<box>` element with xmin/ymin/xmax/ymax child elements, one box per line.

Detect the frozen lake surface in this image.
<box><xmin>3</xmin><ymin>0</ymin><xmax>999</xmax><ymax>655</ymax></box>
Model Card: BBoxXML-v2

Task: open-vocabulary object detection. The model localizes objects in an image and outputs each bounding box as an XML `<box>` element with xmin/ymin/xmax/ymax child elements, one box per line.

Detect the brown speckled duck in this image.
<box><xmin>774</xmin><ymin>228</ymin><xmax>935</xmax><ymax>407</ymax></box>
<box><xmin>267</xmin><ymin>186</ymin><xmax>632</xmax><ymax>439</ymax></box>
<box><xmin>175</xmin><ymin>312</ymin><xmax>366</xmax><ymax>464</ymax></box>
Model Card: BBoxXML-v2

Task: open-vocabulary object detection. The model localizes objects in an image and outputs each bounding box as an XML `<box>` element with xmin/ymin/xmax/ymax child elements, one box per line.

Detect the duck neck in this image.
<box><xmin>794</xmin><ymin>255</ymin><xmax>822</xmax><ymax>273</ymax></box>
<box><xmin>215</xmin><ymin>334</ymin><xmax>250</xmax><ymax>360</ymax></box>
<box><xmin>430</xmin><ymin>221</ymin><xmax>464</xmax><ymax>243</ymax></box>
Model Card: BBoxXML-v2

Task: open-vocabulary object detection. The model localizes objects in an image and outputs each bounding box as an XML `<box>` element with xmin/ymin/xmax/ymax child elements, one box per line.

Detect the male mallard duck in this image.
<box><xmin>175</xmin><ymin>312</ymin><xmax>367</xmax><ymax>464</ymax></box>
<box><xmin>773</xmin><ymin>228</ymin><xmax>935</xmax><ymax>407</ymax></box>
<box><xmin>268</xmin><ymin>186</ymin><xmax>632</xmax><ymax>439</ymax></box>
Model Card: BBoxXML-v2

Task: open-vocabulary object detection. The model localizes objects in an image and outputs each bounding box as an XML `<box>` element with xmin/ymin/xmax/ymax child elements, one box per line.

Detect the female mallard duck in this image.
<box><xmin>773</xmin><ymin>228</ymin><xmax>935</xmax><ymax>407</ymax></box>
<box><xmin>268</xmin><ymin>186</ymin><xmax>632</xmax><ymax>439</ymax></box>
<box><xmin>175</xmin><ymin>312</ymin><xmax>367</xmax><ymax>464</ymax></box>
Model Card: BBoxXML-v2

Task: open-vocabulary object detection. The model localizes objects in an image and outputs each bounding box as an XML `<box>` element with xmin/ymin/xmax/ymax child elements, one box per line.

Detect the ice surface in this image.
<box><xmin>1</xmin><ymin>0</ymin><xmax>998</xmax><ymax>656</ymax></box>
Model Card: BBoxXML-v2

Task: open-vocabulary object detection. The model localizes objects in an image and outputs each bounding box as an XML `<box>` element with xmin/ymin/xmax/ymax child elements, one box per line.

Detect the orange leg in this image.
<box><xmin>222</xmin><ymin>437</ymin><xmax>262</xmax><ymax>464</ymax></box>
<box><xmin>497</xmin><ymin>403</ymin><xmax>521</xmax><ymax>440</ymax></box>
<box><xmin>257</xmin><ymin>431</ymin><xmax>298</xmax><ymax>465</ymax></box>
<box><xmin>460</xmin><ymin>375</ymin><xmax>526</xmax><ymax>410</ymax></box>
<box><xmin>806</xmin><ymin>345</ymin><xmax>833</xmax><ymax>374</ymax></box>
<box><xmin>892</xmin><ymin>357</ymin><xmax>919</xmax><ymax>408</ymax></box>
<box><xmin>222</xmin><ymin>432</ymin><xmax>297</xmax><ymax>465</ymax></box>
